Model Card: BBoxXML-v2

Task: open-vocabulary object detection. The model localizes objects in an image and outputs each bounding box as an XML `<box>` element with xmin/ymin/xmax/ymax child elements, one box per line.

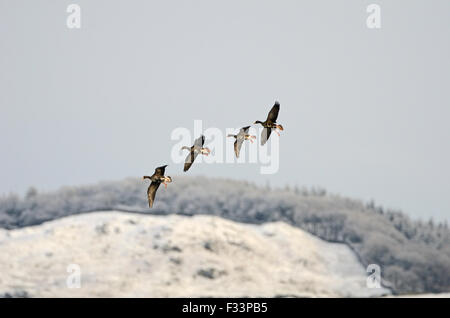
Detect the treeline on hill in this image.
<box><xmin>0</xmin><ymin>176</ymin><xmax>449</xmax><ymax>295</ymax></box>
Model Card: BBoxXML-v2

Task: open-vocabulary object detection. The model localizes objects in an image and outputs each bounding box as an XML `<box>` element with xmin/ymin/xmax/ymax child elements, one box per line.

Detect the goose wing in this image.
<box><xmin>184</xmin><ymin>148</ymin><xmax>199</xmax><ymax>172</ymax></box>
<box><xmin>266</xmin><ymin>102</ymin><xmax>280</xmax><ymax>123</ymax></box>
<box><xmin>154</xmin><ymin>165</ymin><xmax>168</xmax><ymax>177</ymax></box>
<box><xmin>239</xmin><ymin>126</ymin><xmax>251</xmax><ymax>135</ymax></box>
<box><xmin>234</xmin><ymin>139</ymin><xmax>245</xmax><ymax>158</ymax></box>
<box><xmin>261</xmin><ymin>127</ymin><xmax>272</xmax><ymax>146</ymax></box>
<box><xmin>147</xmin><ymin>181</ymin><xmax>161</xmax><ymax>208</ymax></box>
<box><xmin>194</xmin><ymin>135</ymin><xmax>205</xmax><ymax>147</ymax></box>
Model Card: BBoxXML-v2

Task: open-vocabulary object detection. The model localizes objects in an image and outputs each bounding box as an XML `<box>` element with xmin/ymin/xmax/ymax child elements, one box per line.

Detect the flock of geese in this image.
<box><xmin>143</xmin><ymin>101</ymin><xmax>284</xmax><ymax>208</ymax></box>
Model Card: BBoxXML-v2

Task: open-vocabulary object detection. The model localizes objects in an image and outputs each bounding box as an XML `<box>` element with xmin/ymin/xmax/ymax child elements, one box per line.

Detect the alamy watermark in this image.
<box><xmin>66</xmin><ymin>264</ymin><xmax>81</xmax><ymax>288</ymax></box>
<box><xmin>366</xmin><ymin>264</ymin><xmax>381</xmax><ymax>288</ymax></box>
<box><xmin>366</xmin><ymin>4</ymin><xmax>381</xmax><ymax>29</ymax></box>
<box><xmin>66</xmin><ymin>4</ymin><xmax>81</xmax><ymax>29</ymax></box>
<box><xmin>171</xmin><ymin>120</ymin><xmax>280</xmax><ymax>174</ymax></box>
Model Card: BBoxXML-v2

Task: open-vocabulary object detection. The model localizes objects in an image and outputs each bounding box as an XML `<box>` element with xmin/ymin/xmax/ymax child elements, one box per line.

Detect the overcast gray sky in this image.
<box><xmin>1</xmin><ymin>0</ymin><xmax>449</xmax><ymax>221</ymax></box>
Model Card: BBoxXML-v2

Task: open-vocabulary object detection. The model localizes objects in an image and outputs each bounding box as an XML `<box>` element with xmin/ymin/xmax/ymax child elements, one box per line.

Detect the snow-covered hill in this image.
<box><xmin>0</xmin><ymin>211</ymin><xmax>390</xmax><ymax>297</ymax></box>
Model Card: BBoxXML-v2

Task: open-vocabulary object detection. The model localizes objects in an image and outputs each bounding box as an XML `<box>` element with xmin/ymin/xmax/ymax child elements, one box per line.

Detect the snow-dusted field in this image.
<box><xmin>0</xmin><ymin>211</ymin><xmax>390</xmax><ymax>297</ymax></box>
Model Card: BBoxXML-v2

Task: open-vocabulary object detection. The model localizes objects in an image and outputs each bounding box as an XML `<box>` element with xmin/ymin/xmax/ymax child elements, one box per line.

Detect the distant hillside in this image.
<box><xmin>0</xmin><ymin>176</ymin><xmax>449</xmax><ymax>294</ymax></box>
<box><xmin>0</xmin><ymin>211</ymin><xmax>390</xmax><ymax>297</ymax></box>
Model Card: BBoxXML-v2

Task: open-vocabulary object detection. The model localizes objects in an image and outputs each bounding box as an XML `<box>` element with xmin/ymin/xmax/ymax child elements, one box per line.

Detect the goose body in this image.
<box><xmin>254</xmin><ymin>101</ymin><xmax>284</xmax><ymax>145</ymax></box>
<box><xmin>227</xmin><ymin>126</ymin><xmax>256</xmax><ymax>158</ymax></box>
<box><xmin>181</xmin><ymin>135</ymin><xmax>211</xmax><ymax>172</ymax></box>
<box><xmin>143</xmin><ymin>165</ymin><xmax>172</xmax><ymax>208</ymax></box>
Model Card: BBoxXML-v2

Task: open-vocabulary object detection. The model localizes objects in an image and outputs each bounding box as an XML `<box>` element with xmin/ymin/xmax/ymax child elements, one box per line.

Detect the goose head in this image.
<box><xmin>164</xmin><ymin>176</ymin><xmax>173</xmax><ymax>183</ymax></box>
<box><xmin>201</xmin><ymin>147</ymin><xmax>211</xmax><ymax>155</ymax></box>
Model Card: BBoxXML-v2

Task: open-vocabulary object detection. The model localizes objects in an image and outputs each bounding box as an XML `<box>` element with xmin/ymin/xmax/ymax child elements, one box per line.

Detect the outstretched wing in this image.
<box><xmin>154</xmin><ymin>165</ymin><xmax>168</xmax><ymax>177</ymax></box>
<box><xmin>194</xmin><ymin>135</ymin><xmax>205</xmax><ymax>147</ymax></box>
<box><xmin>266</xmin><ymin>102</ymin><xmax>280</xmax><ymax>123</ymax></box>
<box><xmin>239</xmin><ymin>126</ymin><xmax>251</xmax><ymax>134</ymax></box>
<box><xmin>234</xmin><ymin>139</ymin><xmax>245</xmax><ymax>158</ymax></box>
<box><xmin>184</xmin><ymin>149</ymin><xmax>199</xmax><ymax>172</ymax></box>
<box><xmin>261</xmin><ymin>127</ymin><xmax>272</xmax><ymax>146</ymax></box>
<box><xmin>147</xmin><ymin>181</ymin><xmax>161</xmax><ymax>208</ymax></box>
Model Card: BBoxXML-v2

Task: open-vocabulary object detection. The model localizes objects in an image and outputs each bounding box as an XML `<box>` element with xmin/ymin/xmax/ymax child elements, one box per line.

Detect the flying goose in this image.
<box><xmin>143</xmin><ymin>165</ymin><xmax>172</xmax><ymax>208</ymax></box>
<box><xmin>181</xmin><ymin>135</ymin><xmax>211</xmax><ymax>172</ymax></box>
<box><xmin>254</xmin><ymin>101</ymin><xmax>284</xmax><ymax>145</ymax></box>
<box><xmin>227</xmin><ymin>126</ymin><xmax>256</xmax><ymax>158</ymax></box>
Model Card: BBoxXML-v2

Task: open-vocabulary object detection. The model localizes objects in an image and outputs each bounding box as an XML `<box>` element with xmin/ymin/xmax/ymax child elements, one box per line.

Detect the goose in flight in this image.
<box><xmin>143</xmin><ymin>165</ymin><xmax>172</xmax><ymax>208</ymax></box>
<box><xmin>181</xmin><ymin>135</ymin><xmax>211</xmax><ymax>172</ymax></box>
<box><xmin>254</xmin><ymin>101</ymin><xmax>284</xmax><ymax>145</ymax></box>
<box><xmin>227</xmin><ymin>126</ymin><xmax>256</xmax><ymax>158</ymax></box>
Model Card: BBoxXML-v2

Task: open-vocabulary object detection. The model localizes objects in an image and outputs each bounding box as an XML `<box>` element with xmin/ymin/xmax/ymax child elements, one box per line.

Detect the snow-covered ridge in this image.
<box><xmin>0</xmin><ymin>211</ymin><xmax>390</xmax><ymax>297</ymax></box>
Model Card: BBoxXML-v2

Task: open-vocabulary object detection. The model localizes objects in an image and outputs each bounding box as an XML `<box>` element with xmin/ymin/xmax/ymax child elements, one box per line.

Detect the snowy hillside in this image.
<box><xmin>0</xmin><ymin>211</ymin><xmax>390</xmax><ymax>297</ymax></box>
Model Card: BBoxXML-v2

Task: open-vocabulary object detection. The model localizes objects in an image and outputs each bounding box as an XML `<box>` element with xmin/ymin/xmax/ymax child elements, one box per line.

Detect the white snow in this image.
<box><xmin>0</xmin><ymin>211</ymin><xmax>391</xmax><ymax>297</ymax></box>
